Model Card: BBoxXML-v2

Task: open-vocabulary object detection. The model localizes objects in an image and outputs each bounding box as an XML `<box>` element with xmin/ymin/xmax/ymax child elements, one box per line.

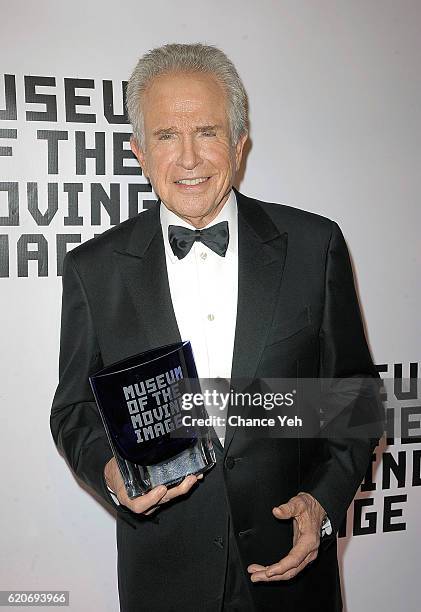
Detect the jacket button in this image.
<box><xmin>225</xmin><ymin>457</ymin><xmax>235</xmax><ymax>470</ymax></box>
<box><xmin>213</xmin><ymin>536</ymin><xmax>224</xmax><ymax>549</ymax></box>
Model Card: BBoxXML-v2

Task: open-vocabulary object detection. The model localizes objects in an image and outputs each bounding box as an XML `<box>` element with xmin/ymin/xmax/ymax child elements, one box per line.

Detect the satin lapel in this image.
<box><xmin>113</xmin><ymin>205</ymin><xmax>182</xmax><ymax>353</ymax></box>
<box><xmin>224</xmin><ymin>192</ymin><xmax>288</xmax><ymax>454</ymax></box>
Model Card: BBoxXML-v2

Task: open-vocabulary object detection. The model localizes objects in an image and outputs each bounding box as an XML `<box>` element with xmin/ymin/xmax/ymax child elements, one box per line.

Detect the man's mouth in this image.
<box><xmin>174</xmin><ymin>177</ymin><xmax>210</xmax><ymax>185</ymax></box>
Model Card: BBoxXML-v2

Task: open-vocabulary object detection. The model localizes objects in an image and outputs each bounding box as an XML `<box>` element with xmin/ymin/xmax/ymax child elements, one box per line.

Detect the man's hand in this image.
<box><xmin>104</xmin><ymin>457</ymin><xmax>203</xmax><ymax>515</ymax></box>
<box><xmin>247</xmin><ymin>492</ymin><xmax>326</xmax><ymax>582</ymax></box>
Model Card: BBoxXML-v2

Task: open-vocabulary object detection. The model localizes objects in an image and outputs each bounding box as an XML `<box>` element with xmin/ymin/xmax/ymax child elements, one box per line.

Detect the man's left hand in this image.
<box><xmin>247</xmin><ymin>492</ymin><xmax>326</xmax><ymax>582</ymax></box>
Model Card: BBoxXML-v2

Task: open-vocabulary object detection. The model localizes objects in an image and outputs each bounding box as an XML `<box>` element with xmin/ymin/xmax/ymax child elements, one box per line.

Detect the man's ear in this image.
<box><xmin>235</xmin><ymin>132</ymin><xmax>248</xmax><ymax>172</ymax></box>
<box><xmin>130</xmin><ymin>136</ymin><xmax>148</xmax><ymax>177</ymax></box>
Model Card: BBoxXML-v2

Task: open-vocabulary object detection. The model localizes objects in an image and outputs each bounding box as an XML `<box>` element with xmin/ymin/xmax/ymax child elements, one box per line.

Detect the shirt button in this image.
<box><xmin>200</xmin><ymin>252</ymin><xmax>207</xmax><ymax>260</ymax></box>
<box><xmin>207</xmin><ymin>313</ymin><xmax>215</xmax><ymax>321</ymax></box>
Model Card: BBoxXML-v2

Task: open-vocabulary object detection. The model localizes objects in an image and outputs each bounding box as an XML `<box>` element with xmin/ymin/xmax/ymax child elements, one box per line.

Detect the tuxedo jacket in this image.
<box><xmin>50</xmin><ymin>189</ymin><xmax>384</xmax><ymax>612</ymax></box>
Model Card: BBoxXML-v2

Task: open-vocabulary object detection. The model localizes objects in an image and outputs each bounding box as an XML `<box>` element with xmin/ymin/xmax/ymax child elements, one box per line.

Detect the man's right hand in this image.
<box><xmin>104</xmin><ymin>457</ymin><xmax>202</xmax><ymax>515</ymax></box>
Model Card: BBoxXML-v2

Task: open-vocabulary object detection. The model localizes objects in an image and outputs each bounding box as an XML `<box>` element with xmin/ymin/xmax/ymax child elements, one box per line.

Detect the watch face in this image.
<box><xmin>321</xmin><ymin>516</ymin><xmax>332</xmax><ymax>536</ymax></box>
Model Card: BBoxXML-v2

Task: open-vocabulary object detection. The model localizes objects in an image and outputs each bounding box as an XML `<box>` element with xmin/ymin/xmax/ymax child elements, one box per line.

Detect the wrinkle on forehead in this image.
<box><xmin>144</xmin><ymin>72</ymin><xmax>227</xmax><ymax>111</ymax></box>
<box><xmin>171</xmin><ymin>97</ymin><xmax>202</xmax><ymax>113</ymax></box>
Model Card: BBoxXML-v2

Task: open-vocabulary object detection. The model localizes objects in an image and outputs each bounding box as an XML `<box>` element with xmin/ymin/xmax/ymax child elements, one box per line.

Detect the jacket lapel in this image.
<box><xmin>113</xmin><ymin>203</ymin><xmax>182</xmax><ymax>354</ymax></box>
<box><xmin>224</xmin><ymin>190</ymin><xmax>288</xmax><ymax>453</ymax></box>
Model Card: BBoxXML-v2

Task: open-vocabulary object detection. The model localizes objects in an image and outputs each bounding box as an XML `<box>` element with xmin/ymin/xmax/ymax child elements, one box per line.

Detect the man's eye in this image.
<box><xmin>158</xmin><ymin>133</ymin><xmax>174</xmax><ymax>140</ymax></box>
<box><xmin>202</xmin><ymin>131</ymin><xmax>216</xmax><ymax>137</ymax></box>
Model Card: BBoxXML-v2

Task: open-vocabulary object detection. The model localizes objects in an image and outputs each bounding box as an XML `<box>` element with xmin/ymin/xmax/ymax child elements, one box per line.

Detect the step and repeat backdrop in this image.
<box><xmin>1</xmin><ymin>1</ymin><xmax>419</xmax><ymax>610</ymax></box>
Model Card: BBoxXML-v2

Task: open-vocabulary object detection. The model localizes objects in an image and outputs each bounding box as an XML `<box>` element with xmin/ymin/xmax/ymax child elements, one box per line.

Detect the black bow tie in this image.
<box><xmin>168</xmin><ymin>221</ymin><xmax>229</xmax><ymax>260</ymax></box>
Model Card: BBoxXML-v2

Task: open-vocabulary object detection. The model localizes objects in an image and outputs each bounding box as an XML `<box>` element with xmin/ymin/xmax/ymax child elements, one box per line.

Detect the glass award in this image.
<box><xmin>89</xmin><ymin>341</ymin><xmax>216</xmax><ymax>498</ymax></box>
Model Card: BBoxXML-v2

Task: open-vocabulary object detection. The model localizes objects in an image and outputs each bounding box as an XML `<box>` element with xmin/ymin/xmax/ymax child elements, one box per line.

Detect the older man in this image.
<box><xmin>51</xmin><ymin>43</ymin><xmax>383</xmax><ymax>611</ymax></box>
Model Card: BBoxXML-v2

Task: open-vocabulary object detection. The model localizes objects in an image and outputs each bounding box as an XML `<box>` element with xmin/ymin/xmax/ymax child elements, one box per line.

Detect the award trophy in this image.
<box><xmin>89</xmin><ymin>341</ymin><xmax>216</xmax><ymax>498</ymax></box>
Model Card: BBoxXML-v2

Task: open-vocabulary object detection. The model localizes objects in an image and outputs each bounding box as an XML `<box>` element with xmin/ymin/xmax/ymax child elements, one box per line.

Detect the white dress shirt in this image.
<box><xmin>160</xmin><ymin>189</ymin><xmax>238</xmax><ymax>383</ymax></box>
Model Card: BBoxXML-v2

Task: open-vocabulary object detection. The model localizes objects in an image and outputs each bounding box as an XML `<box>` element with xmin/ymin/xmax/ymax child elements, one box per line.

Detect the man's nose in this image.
<box><xmin>176</xmin><ymin>135</ymin><xmax>201</xmax><ymax>170</ymax></box>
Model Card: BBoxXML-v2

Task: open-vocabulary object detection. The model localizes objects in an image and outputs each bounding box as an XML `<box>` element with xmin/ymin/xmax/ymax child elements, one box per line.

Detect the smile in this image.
<box><xmin>174</xmin><ymin>177</ymin><xmax>209</xmax><ymax>185</ymax></box>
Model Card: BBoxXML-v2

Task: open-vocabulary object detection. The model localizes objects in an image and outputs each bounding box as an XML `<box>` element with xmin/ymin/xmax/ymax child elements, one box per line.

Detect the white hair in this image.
<box><xmin>126</xmin><ymin>43</ymin><xmax>248</xmax><ymax>147</ymax></box>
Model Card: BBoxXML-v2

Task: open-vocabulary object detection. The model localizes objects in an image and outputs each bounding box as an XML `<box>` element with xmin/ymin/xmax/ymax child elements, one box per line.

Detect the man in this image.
<box><xmin>51</xmin><ymin>43</ymin><xmax>384</xmax><ymax>611</ymax></box>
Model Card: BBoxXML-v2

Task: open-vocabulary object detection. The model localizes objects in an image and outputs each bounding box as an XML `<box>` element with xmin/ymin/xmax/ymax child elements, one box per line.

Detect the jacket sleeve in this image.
<box><xmin>50</xmin><ymin>251</ymin><xmax>115</xmax><ymax>508</ymax></box>
<box><xmin>299</xmin><ymin>221</ymin><xmax>385</xmax><ymax>536</ymax></box>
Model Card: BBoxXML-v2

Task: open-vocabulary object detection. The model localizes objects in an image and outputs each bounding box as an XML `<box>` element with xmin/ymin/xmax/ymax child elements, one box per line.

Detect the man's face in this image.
<box><xmin>131</xmin><ymin>71</ymin><xmax>247</xmax><ymax>228</ymax></box>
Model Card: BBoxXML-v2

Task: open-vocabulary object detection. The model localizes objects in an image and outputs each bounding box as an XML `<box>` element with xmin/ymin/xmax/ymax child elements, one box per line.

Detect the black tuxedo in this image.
<box><xmin>51</xmin><ymin>189</ymin><xmax>384</xmax><ymax>611</ymax></box>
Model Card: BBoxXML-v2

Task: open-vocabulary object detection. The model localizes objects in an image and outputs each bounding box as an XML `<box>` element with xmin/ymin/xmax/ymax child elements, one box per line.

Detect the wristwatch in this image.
<box><xmin>321</xmin><ymin>515</ymin><xmax>333</xmax><ymax>537</ymax></box>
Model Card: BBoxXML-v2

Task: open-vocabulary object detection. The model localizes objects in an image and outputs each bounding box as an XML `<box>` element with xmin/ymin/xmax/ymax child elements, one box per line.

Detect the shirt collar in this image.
<box><xmin>160</xmin><ymin>189</ymin><xmax>238</xmax><ymax>263</ymax></box>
